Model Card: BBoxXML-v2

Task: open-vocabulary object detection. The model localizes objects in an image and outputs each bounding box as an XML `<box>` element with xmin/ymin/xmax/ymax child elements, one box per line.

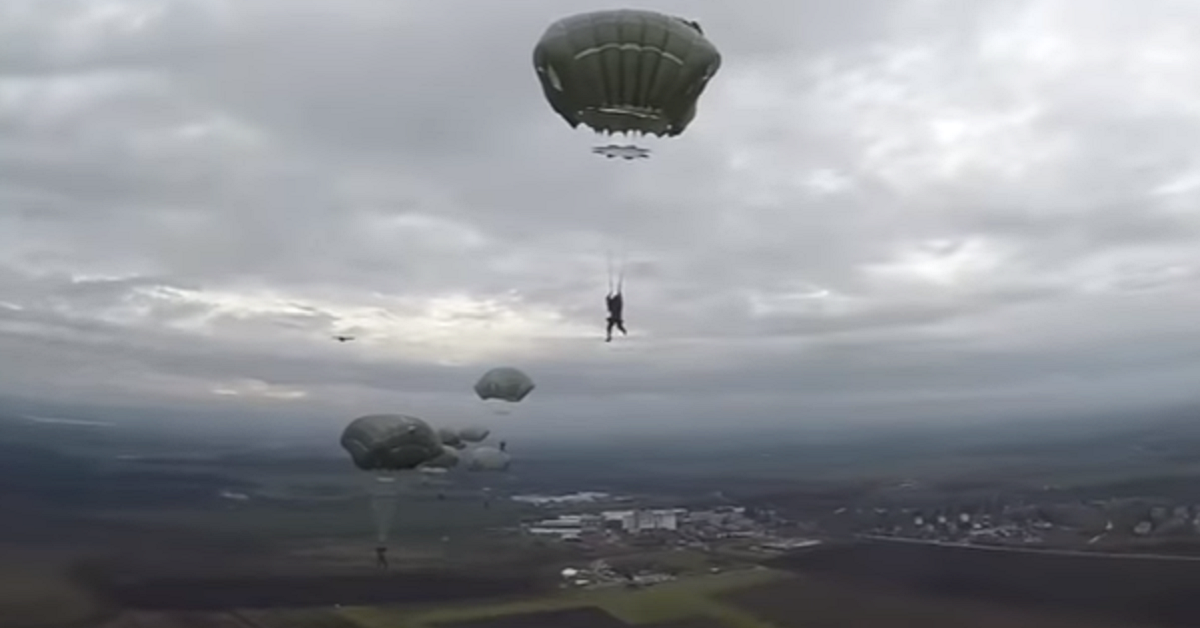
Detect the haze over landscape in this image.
<box><xmin>3</xmin><ymin>0</ymin><xmax>1200</xmax><ymax>442</ymax></box>
<box><xmin>4</xmin><ymin>1</ymin><xmax>1200</xmax><ymax>628</ymax></box>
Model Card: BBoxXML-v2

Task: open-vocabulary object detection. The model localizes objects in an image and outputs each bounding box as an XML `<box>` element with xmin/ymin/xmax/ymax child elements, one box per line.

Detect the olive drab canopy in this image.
<box><xmin>457</xmin><ymin>426</ymin><xmax>491</xmax><ymax>443</ymax></box>
<box><xmin>474</xmin><ymin>367</ymin><xmax>535</xmax><ymax>403</ymax></box>
<box><xmin>340</xmin><ymin>414</ymin><xmax>444</xmax><ymax>471</ymax></box>
<box><xmin>533</xmin><ymin>9</ymin><xmax>722</xmax><ymax>137</ymax></box>
<box><xmin>420</xmin><ymin>445</ymin><xmax>461</xmax><ymax>470</ymax></box>
<box><xmin>437</xmin><ymin>427</ymin><xmax>465</xmax><ymax>450</ymax></box>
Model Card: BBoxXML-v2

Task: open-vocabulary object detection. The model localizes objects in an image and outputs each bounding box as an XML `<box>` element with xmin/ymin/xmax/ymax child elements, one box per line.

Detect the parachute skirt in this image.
<box><xmin>533</xmin><ymin>9</ymin><xmax>721</xmax><ymax>153</ymax></box>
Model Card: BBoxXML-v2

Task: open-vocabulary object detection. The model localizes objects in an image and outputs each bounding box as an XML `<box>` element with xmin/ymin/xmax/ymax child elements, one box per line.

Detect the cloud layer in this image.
<box><xmin>3</xmin><ymin>0</ymin><xmax>1200</xmax><ymax>439</ymax></box>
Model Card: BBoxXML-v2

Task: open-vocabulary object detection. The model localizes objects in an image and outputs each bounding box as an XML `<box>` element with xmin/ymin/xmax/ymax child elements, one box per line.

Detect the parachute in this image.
<box><xmin>421</xmin><ymin>445</ymin><xmax>461</xmax><ymax>470</ymax></box>
<box><xmin>466</xmin><ymin>446</ymin><xmax>511</xmax><ymax>509</ymax></box>
<box><xmin>340</xmin><ymin>414</ymin><xmax>443</xmax><ymax>545</ymax></box>
<box><xmin>457</xmin><ymin>426</ymin><xmax>491</xmax><ymax>443</ymax></box>
<box><xmin>533</xmin><ymin>9</ymin><xmax>721</xmax><ymax>154</ymax></box>
<box><xmin>474</xmin><ymin>367</ymin><xmax>535</xmax><ymax>415</ymax></box>
<box><xmin>466</xmin><ymin>446</ymin><xmax>512</xmax><ymax>473</ymax></box>
<box><xmin>341</xmin><ymin>414</ymin><xmax>443</xmax><ymax>471</ymax></box>
<box><xmin>437</xmin><ymin>427</ymin><xmax>465</xmax><ymax>450</ymax></box>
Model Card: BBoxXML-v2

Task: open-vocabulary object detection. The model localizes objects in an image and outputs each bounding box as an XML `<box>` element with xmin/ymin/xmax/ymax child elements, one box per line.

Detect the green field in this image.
<box><xmin>86</xmin><ymin>568</ymin><xmax>789</xmax><ymax>628</ymax></box>
<box><xmin>341</xmin><ymin>567</ymin><xmax>788</xmax><ymax>628</ymax></box>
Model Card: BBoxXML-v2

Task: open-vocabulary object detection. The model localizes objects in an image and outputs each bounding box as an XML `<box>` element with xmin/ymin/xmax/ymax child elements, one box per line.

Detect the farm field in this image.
<box><xmin>719</xmin><ymin>575</ymin><xmax>1155</xmax><ymax>628</ymax></box>
<box><xmin>344</xmin><ymin>567</ymin><xmax>782</xmax><ymax>628</ymax></box>
<box><xmin>769</xmin><ymin>539</ymin><xmax>1200</xmax><ymax>626</ymax></box>
<box><xmin>91</xmin><ymin>568</ymin><xmax>785</xmax><ymax>628</ymax></box>
<box><xmin>96</xmin><ymin>609</ymin><xmax>361</xmax><ymax>627</ymax></box>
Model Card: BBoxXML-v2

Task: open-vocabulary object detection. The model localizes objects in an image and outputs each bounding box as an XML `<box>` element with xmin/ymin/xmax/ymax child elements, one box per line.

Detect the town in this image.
<box><xmin>513</xmin><ymin>489</ymin><xmax>1200</xmax><ymax>560</ymax></box>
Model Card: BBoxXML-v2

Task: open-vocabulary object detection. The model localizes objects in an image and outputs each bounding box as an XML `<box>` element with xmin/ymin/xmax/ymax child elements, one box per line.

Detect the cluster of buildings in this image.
<box><xmin>526</xmin><ymin>508</ymin><xmax>683</xmax><ymax>540</ymax></box>
<box><xmin>558</xmin><ymin>560</ymin><xmax>678</xmax><ymax>589</ymax></box>
<box><xmin>524</xmin><ymin>505</ymin><xmax>764</xmax><ymax>544</ymax></box>
<box><xmin>859</xmin><ymin>508</ymin><xmax>1048</xmax><ymax>544</ymax></box>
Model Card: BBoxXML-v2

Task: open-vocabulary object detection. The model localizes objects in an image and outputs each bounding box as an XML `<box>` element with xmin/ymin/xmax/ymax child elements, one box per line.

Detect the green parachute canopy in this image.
<box><xmin>533</xmin><ymin>9</ymin><xmax>722</xmax><ymax>137</ymax></box>
<box><xmin>457</xmin><ymin>425</ymin><xmax>491</xmax><ymax>443</ymax></box>
<box><xmin>420</xmin><ymin>445</ymin><xmax>461</xmax><ymax>470</ymax></box>
<box><xmin>466</xmin><ymin>446</ymin><xmax>512</xmax><ymax>472</ymax></box>
<box><xmin>474</xmin><ymin>367</ymin><xmax>535</xmax><ymax>403</ymax></box>
<box><xmin>340</xmin><ymin>414</ymin><xmax>443</xmax><ymax>472</ymax></box>
<box><xmin>437</xmin><ymin>426</ymin><xmax>465</xmax><ymax>450</ymax></box>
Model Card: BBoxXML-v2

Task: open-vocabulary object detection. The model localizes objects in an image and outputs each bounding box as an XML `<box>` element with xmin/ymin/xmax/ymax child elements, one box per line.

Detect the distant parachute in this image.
<box><xmin>467</xmin><ymin>446</ymin><xmax>511</xmax><ymax>510</ymax></box>
<box><xmin>340</xmin><ymin>414</ymin><xmax>443</xmax><ymax>545</ymax></box>
<box><xmin>474</xmin><ymin>367</ymin><xmax>535</xmax><ymax>415</ymax></box>
<box><xmin>457</xmin><ymin>426</ymin><xmax>491</xmax><ymax>443</ymax></box>
<box><xmin>437</xmin><ymin>427</ymin><xmax>465</xmax><ymax>450</ymax></box>
<box><xmin>533</xmin><ymin>9</ymin><xmax>722</xmax><ymax>155</ymax></box>
<box><xmin>466</xmin><ymin>446</ymin><xmax>512</xmax><ymax>473</ymax></box>
<box><xmin>421</xmin><ymin>445</ymin><xmax>461</xmax><ymax>470</ymax></box>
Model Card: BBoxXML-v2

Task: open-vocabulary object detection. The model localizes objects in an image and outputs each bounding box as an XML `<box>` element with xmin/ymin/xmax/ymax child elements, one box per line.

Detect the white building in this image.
<box><xmin>635</xmin><ymin>509</ymin><xmax>679</xmax><ymax>532</ymax></box>
<box><xmin>601</xmin><ymin>509</ymin><xmax>680</xmax><ymax>533</ymax></box>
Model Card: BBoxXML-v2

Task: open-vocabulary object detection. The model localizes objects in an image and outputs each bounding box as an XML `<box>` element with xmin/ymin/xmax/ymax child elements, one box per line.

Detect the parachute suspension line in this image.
<box><xmin>371</xmin><ymin>472</ymin><xmax>400</xmax><ymax>544</ymax></box>
<box><xmin>616</xmin><ymin>247</ymin><xmax>628</xmax><ymax>294</ymax></box>
<box><xmin>605</xmin><ymin>244</ymin><xmax>628</xmax><ymax>294</ymax></box>
<box><xmin>606</xmin><ymin>248</ymin><xmax>615</xmax><ymax>295</ymax></box>
<box><xmin>488</xmin><ymin>399</ymin><xmax>513</xmax><ymax>416</ymax></box>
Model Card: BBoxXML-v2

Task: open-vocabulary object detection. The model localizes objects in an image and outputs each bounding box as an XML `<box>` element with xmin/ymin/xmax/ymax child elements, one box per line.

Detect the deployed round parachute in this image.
<box><xmin>421</xmin><ymin>445</ymin><xmax>461</xmax><ymax>470</ymax></box>
<box><xmin>341</xmin><ymin>414</ymin><xmax>443</xmax><ymax>471</ymax></box>
<box><xmin>474</xmin><ymin>367</ymin><xmax>535</xmax><ymax>415</ymax></box>
<box><xmin>466</xmin><ymin>446</ymin><xmax>512</xmax><ymax>473</ymax></box>
<box><xmin>457</xmin><ymin>425</ymin><xmax>491</xmax><ymax>443</ymax></box>
<box><xmin>437</xmin><ymin>427</ymin><xmax>465</xmax><ymax>450</ymax></box>
<box><xmin>532</xmin><ymin>9</ymin><xmax>721</xmax><ymax>154</ymax></box>
<box><xmin>340</xmin><ymin>414</ymin><xmax>443</xmax><ymax>545</ymax></box>
<box><xmin>467</xmin><ymin>447</ymin><xmax>511</xmax><ymax>510</ymax></box>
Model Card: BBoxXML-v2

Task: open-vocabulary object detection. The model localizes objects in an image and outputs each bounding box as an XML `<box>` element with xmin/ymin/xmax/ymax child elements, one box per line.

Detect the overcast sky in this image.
<box><xmin>2</xmin><ymin>0</ymin><xmax>1200</xmax><ymax>441</ymax></box>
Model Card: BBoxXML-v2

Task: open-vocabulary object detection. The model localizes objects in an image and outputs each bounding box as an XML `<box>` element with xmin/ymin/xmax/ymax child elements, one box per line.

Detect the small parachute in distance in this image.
<box><xmin>340</xmin><ymin>414</ymin><xmax>443</xmax><ymax>471</ymax></box>
<box><xmin>457</xmin><ymin>426</ymin><xmax>491</xmax><ymax>443</ymax></box>
<box><xmin>437</xmin><ymin>427</ymin><xmax>465</xmax><ymax>450</ymax></box>
<box><xmin>593</xmin><ymin>145</ymin><xmax>650</xmax><ymax>160</ymax></box>
<box><xmin>466</xmin><ymin>446</ymin><xmax>512</xmax><ymax>472</ymax></box>
<box><xmin>533</xmin><ymin>9</ymin><xmax>722</xmax><ymax>154</ymax></box>
<box><xmin>420</xmin><ymin>445</ymin><xmax>461</xmax><ymax>470</ymax></box>
<box><xmin>474</xmin><ymin>367</ymin><xmax>535</xmax><ymax>404</ymax></box>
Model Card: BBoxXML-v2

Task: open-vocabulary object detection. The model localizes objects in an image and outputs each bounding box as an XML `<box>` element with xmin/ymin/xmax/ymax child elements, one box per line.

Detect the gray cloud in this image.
<box><xmin>3</xmin><ymin>0</ymin><xmax>1200</xmax><ymax>442</ymax></box>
